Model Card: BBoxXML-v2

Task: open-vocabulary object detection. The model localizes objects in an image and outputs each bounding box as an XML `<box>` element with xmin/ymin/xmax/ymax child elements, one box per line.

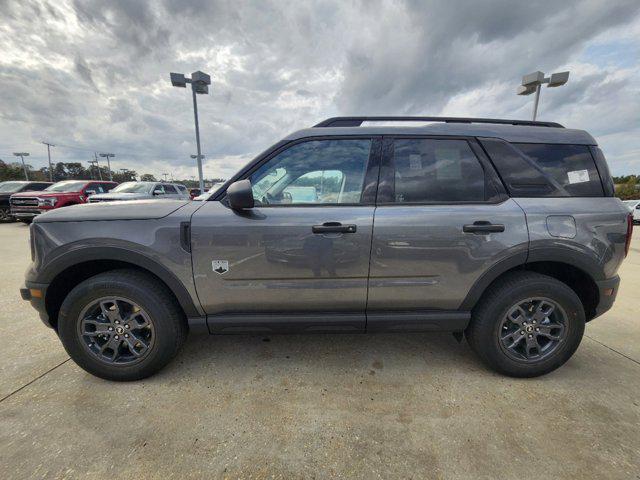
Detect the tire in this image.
<box><xmin>57</xmin><ymin>269</ymin><xmax>188</xmax><ymax>381</ymax></box>
<box><xmin>18</xmin><ymin>218</ymin><xmax>32</xmax><ymax>224</ymax></box>
<box><xmin>465</xmin><ymin>271</ymin><xmax>585</xmax><ymax>377</ymax></box>
<box><xmin>0</xmin><ymin>208</ymin><xmax>15</xmax><ymax>223</ymax></box>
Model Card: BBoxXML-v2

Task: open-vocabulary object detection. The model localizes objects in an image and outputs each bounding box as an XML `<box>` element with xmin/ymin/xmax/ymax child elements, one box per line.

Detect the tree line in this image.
<box><xmin>613</xmin><ymin>175</ymin><xmax>639</xmax><ymax>200</ymax></box>
<box><xmin>0</xmin><ymin>160</ymin><xmax>224</xmax><ymax>188</ymax></box>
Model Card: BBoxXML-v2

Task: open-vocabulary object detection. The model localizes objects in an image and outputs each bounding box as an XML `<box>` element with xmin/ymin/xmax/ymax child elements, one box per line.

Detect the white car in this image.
<box><xmin>623</xmin><ymin>200</ymin><xmax>640</xmax><ymax>224</ymax></box>
<box><xmin>88</xmin><ymin>182</ymin><xmax>190</xmax><ymax>202</ymax></box>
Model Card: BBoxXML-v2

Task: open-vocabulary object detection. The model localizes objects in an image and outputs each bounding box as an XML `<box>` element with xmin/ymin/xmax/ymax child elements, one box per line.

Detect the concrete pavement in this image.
<box><xmin>0</xmin><ymin>221</ymin><xmax>638</xmax><ymax>479</ymax></box>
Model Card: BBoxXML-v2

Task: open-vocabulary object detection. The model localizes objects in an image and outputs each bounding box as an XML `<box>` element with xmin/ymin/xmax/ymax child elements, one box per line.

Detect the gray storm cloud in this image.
<box><xmin>0</xmin><ymin>0</ymin><xmax>638</xmax><ymax>178</ymax></box>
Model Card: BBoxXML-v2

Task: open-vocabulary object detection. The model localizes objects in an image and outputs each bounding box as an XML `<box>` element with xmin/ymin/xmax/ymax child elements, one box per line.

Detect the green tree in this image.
<box><xmin>140</xmin><ymin>173</ymin><xmax>157</xmax><ymax>182</ymax></box>
<box><xmin>616</xmin><ymin>178</ymin><xmax>639</xmax><ymax>200</ymax></box>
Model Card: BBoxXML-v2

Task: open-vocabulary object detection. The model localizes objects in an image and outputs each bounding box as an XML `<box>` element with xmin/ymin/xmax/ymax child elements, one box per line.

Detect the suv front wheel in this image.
<box><xmin>57</xmin><ymin>269</ymin><xmax>188</xmax><ymax>381</ymax></box>
<box><xmin>466</xmin><ymin>271</ymin><xmax>585</xmax><ymax>377</ymax></box>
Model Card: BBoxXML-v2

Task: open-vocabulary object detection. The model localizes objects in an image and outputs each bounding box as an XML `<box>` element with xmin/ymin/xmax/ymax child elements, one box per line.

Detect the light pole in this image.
<box><xmin>92</xmin><ymin>153</ymin><xmax>103</xmax><ymax>180</ymax></box>
<box><xmin>170</xmin><ymin>71</ymin><xmax>211</xmax><ymax>193</ymax></box>
<box><xmin>162</xmin><ymin>173</ymin><xmax>168</xmax><ymax>182</ymax></box>
<box><xmin>99</xmin><ymin>153</ymin><xmax>115</xmax><ymax>181</ymax></box>
<box><xmin>41</xmin><ymin>142</ymin><xmax>55</xmax><ymax>181</ymax></box>
<box><xmin>13</xmin><ymin>152</ymin><xmax>30</xmax><ymax>180</ymax></box>
<box><xmin>88</xmin><ymin>159</ymin><xmax>98</xmax><ymax>179</ymax></box>
<box><xmin>517</xmin><ymin>71</ymin><xmax>570</xmax><ymax>121</ymax></box>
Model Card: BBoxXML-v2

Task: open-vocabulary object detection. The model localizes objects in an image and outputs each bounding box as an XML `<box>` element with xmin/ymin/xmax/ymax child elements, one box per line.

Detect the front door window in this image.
<box><xmin>249</xmin><ymin>139</ymin><xmax>372</xmax><ymax>205</ymax></box>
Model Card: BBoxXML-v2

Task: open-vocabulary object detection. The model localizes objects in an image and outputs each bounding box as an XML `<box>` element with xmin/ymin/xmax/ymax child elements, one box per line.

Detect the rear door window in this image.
<box><xmin>389</xmin><ymin>138</ymin><xmax>488</xmax><ymax>203</ymax></box>
<box><xmin>163</xmin><ymin>185</ymin><xmax>178</xmax><ymax>194</ymax></box>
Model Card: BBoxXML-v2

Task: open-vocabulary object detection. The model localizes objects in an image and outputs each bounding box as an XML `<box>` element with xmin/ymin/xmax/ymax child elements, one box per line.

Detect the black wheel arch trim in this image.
<box><xmin>37</xmin><ymin>246</ymin><xmax>201</xmax><ymax>318</ymax></box>
<box><xmin>460</xmin><ymin>247</ymin><xmax>604</xmax><ymax>311</ymax></box>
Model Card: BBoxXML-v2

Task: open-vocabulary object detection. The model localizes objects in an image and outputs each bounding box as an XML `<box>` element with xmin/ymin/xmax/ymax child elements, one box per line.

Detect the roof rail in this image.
<box><xmin>313</xmin><ymin>116</ymin><xmax>564</xmax><ymax>128</ymax></box>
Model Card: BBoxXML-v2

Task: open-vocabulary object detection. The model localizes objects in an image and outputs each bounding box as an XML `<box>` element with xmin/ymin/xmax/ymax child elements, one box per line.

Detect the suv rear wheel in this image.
<box><xmin>466</xmin><ymin>271</ymin><xmax>585</xmax><ymax>377</ymax></box>
<box><xmin>57</xmin><ymin>269</ymin><xmax>187</xmax><ymax>381</ymax></box>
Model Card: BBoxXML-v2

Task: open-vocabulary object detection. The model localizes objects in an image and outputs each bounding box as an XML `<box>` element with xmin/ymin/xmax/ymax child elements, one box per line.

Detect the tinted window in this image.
<box><xmin>177</xmin><ymin>185</ymin><xmax>188</xmax><ymax>194</ymax></box>
<box><xmin>481</xmin><ymin>139</ymin><xmax>603</xmax><ymax>197</ymax></box>
<box><xmin>249</xmin><ymin>139</ymin><xmax>371</xmax><ymax>205</ymax></box>
<box><xmin>163</xmin><ymin>185</ymin><xmax>177</xmax><ymax>194</ymax></box>
<box><xmin>0</xmin><ymin>182</ymin><xmax>25</xmax><ymax>193</ymax></box>
<box><xmin>515</xmin><ymin>143</ymin><xmax>603</xmax><ymax>197</ymax></box>
<box><xmin>391</xmin><ymin>139</ymin><xmax>486</xmax><ymax>203</ymax></box>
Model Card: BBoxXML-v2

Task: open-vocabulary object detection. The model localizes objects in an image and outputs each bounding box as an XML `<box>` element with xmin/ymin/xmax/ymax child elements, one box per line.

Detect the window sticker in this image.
<box><xmin>567</xmin><ymin>169</ymin><xmax>589</xmax><ymax>184</ymax></box>
<box><xmin>409</xmin><ymin>154</ymin><xmax>422</xmax><ymax>171</ymax></box>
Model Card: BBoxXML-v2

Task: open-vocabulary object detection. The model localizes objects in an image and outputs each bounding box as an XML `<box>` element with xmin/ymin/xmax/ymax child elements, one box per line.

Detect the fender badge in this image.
<box><xmin>212</xmin><ymin>260</ymin><xmax>229</xmax><ymax>275</ymax></box>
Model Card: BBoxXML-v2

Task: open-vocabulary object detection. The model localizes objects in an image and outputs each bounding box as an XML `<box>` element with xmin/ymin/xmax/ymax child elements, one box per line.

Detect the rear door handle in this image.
<box><xmin>312</xmin><ymin>222</ymin><xmax>357</xmax><ymax>234</ymax></box>
<box><xmin>463</xmin><ymin>221</ymin><xmax>505</xmax><ymax>234</ymax></box>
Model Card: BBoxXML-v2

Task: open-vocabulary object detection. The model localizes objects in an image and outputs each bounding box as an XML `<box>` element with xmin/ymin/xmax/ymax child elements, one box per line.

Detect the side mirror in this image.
<box><xmin>85</xmin><ymin>189</ymin><xmax>96</xmax><ymax>196</ymax></box>
<box><xmin>153</xmin><ymin>189</ymin><xmax>164</xmax><ymax>196</ymax></box>
<box><xmin>227</xmin><ymin>179</ymin><xmax>254</xmax><ymax>210</ymax></box>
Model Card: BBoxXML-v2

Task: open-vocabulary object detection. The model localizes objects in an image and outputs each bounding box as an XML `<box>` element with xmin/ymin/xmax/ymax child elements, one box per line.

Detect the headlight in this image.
<box><xmin>37</xmin><ymin>197</ymin><xmax>57</xmax><ymax>207</ymax></box>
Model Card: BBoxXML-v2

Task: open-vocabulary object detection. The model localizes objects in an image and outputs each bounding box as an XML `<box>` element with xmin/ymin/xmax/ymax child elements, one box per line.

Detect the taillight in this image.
<box><xmin>625</xmin><ymin>213</ymin><xmax>633</xmax><ymax>257</ymax></box>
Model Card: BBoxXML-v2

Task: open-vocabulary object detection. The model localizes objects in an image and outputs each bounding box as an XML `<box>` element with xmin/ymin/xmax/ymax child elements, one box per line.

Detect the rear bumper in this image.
<box><xmin>20</xmin><ymin>282</ymin><xmax>53</xmax><ymax>328</ymax></box>
<box><xmin>592</xmin><ymin>275</ymin><xmax>620</xmax><ymax>320</ymax></box>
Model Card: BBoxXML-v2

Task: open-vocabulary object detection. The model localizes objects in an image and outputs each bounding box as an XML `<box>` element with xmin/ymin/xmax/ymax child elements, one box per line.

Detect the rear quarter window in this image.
<box><xmin>480</xmin><ymin>138</ymin><xmax>604</xmax><ymax>197</ymax></box>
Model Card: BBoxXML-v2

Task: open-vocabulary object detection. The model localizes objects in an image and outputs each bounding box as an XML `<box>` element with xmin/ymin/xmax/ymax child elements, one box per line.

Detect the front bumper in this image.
<box><xmin>20</xmin><ymin>281</ymin><xmax>53</xmax><ymax>328</ymax></box>
<box><xmin>11</xmin><ymin>208</ymin><xmax>41</xmax><ymax>218</ymax></box>
<box><xmin>592</xmin><ymin>275</ymin><xmax>620</xmax><ymax>320</ymax></box>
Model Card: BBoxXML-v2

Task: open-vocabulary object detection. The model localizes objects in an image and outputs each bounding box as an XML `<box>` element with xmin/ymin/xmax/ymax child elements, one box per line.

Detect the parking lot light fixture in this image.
<box><xmin>13</xmin><ymin>152</ymin><xmax>30</xmax><ymax>180</ymax></box>
<box><xmin>99</xmin><ymin>153</ymin><xmax>115</xmax><ymax>181</ymax></box>
<box><xmin>41</xmin><ymin>142</ymin><xmax>55</xmax><ymax>181</ymax></box>
<box><xmin>517</xmin><ymin>70</ymin><xmax>570</xmax><ymax>121</ymax></box>
<box><xmin>170</xmin><ymin>70</ymin><xmax>211</xmax><ymax>193</ymax></box>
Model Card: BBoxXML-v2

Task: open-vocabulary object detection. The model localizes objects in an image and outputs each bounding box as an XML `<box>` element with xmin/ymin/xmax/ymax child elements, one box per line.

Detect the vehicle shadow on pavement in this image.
<box><xmin>158</xmin><ymin>331</ymin><xmax>496</xmax><ymax>382</ymax></box>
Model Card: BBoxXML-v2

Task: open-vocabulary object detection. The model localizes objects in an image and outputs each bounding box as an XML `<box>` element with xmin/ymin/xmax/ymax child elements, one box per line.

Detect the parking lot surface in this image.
<box><xmin>1</xmin><ymin>221</ymin><xmax>638</xmax><ymax>479</ymax></box>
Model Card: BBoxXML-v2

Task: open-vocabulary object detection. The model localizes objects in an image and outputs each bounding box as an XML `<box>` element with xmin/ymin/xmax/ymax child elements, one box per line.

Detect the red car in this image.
<box><xmin>10</xmin><ymin>180</ymin><xmax>118</xmax><ymax>223</ymax></box>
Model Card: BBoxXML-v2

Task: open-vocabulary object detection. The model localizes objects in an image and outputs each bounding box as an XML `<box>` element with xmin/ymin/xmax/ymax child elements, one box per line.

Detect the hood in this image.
<box><xmin>90</xmin><ymin>192</ymin><xmax>152</xmax><ymax>200</ymax></box>
<box><xmin>34</xmin><ymin>199</ymin><xmax>190</xmax><ymax>223</ymax></box>
<box><xmin>11</xmin><ymin>190</ymin><xmax>80</xmax><ymax>198</ymax></box>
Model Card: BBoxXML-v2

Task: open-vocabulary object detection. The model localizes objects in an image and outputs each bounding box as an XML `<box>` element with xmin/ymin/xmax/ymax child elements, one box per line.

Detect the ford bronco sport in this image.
<box><xmin>21</xmin><ymin>117</ymin><xmax>632</xmax><ymax>381</ymax></box>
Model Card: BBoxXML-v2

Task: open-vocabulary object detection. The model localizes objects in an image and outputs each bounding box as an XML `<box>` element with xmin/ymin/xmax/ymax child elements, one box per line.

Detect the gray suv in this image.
<box><xmin>21</xmin><ymin>117</ymin><xmax>632</xmax><ymax>381</ymax></box>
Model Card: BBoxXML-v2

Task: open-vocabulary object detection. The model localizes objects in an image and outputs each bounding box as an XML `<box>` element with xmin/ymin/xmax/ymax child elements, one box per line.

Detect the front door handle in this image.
<box><xmin>463</xmin><ymin>221</ymin><xmax>505</xmax><ymax>234</ymax></box>
<box><xmin>312</xmin><ymin>222</ymin><xmax>357</xmax><ymax>234</ymax></box>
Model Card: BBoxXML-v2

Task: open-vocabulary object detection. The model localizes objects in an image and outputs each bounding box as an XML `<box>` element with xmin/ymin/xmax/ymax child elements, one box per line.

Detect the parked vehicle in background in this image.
<box><xmin>0</xmin><ymin>181</ymin><xmax>52</xmax><ymax>222</ymax></box>
<box><xmin>88</xmin><ymin>182</ymin><xmax>190</xmax><ymax>202</ymax></box>
<box><xmin>10</xmin><ymin>180</ymin><xmax>117</xmax><ymax>222</ymax></box>
<box><xmin>623</xmin><ymin>200</ymin><xmax>640</xmax><ymax>224</ymax></box>
<box><xmin>188</xmin><ymin>188</ymin><xmax>201</xmax><ymax>199</ymax></box>
<box><xmin>193</xmin><ymin>182</ymin><xmax>225</xmax><ymax>200</ymax></box>
<box><xmin>21</xmin><ymin>116</ymin><xmax>631</xmax><ymax>381</ymax></box>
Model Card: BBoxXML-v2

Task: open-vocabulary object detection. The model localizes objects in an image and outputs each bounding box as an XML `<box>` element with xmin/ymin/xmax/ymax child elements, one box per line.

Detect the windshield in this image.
<box><xmin>0</xmin><ymin>181</ymin><xmax>26</xmax><ymax>193</ymax></box>
<box><xmin>112</xmin><ymin>182</ymin><xmax>153</xmax><ymax>193</ymax></box>
<box><xmin>44</xmin><ymin>181</ymin><xmax>87</xmax><ymax>192</ymax></box>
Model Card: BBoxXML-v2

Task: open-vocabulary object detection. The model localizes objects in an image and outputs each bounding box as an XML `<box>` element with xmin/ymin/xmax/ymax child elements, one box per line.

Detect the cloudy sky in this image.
<box><xmin>1</xmin><ymin>0</ymin><xmax>639</xmax><ymax>180</ymax></box>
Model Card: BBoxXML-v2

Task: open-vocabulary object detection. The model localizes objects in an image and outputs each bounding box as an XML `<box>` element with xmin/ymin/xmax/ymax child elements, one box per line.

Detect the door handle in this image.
<box><xmin>312</xmin><ymin>222</ymin><xmax>357</xmax><ymax>234</ymax></box>
<box><xmin>463</xmin><ymin>221</ymin><xmax>505</xmax><ymax>234</ymax></box>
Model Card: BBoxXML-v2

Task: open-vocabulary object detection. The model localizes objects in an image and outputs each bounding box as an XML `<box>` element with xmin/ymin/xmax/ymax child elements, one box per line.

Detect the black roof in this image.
<box><xmin>314</xmin><ymin>116</ymin><xmax>564</xmax><ymax>128</ymax></box>
<box><xmin>282</xmin><ymin>116</ymin><xmax>596</xmax><ymax>145</ymax></box>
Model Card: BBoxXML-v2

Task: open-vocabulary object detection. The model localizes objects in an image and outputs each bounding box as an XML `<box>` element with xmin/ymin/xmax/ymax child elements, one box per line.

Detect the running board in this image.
<box><xmin>189</xmin><ymin>311</ymin><xmax>471</xmax><ymax>335</ymax></box>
